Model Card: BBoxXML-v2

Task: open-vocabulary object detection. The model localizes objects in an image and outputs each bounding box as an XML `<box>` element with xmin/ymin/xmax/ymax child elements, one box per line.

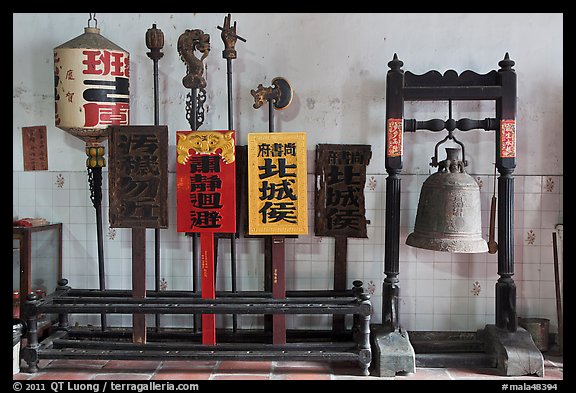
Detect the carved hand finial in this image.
<box><xmin>218</xmin><ymin>13</ymin><xmax>246</xmax><ymax>60</ymax></box>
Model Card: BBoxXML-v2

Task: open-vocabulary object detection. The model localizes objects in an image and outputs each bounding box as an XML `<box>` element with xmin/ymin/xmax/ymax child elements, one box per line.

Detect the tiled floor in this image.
<box><xmin>14</xmin><ymin>355</ymin><xmax>563</xmax><ymax>381</ymax></box>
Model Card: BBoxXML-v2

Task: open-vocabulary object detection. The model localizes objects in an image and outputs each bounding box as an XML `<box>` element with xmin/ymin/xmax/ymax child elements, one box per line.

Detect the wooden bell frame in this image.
<box><xmin>383</xmin><ymin>53</ymin><xmax>518</xmax><ymax>332</ymax></box>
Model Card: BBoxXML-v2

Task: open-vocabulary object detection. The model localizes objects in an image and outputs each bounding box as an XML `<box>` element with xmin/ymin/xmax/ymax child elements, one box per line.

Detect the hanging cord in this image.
<box><xmin>492</xmin><ymin>162</ymin><xmax>497</xmax><ymax>198</ymax></box>
<box><xmin>487</xmin><ymin>162</ymin><xmax>498</xmax><ymax>253</ymax></box>
<box><xmin>88</xmin><ymin>13</ymin><xmax>98</xmax><ymax>28</ymax></box>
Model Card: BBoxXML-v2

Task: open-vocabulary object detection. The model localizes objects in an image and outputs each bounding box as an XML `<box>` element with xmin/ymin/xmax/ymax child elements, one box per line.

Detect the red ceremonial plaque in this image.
<box><xmin>500</xmin><ymin>119</ymin><xmax>516</xmax><ymax>158</ymax></box>
<box><xmin>387</xmin><ymin>118</ymin><xmax>403</xmax><ymax>157</ymax></box>
<box><xmin>176</xmin><ymin>130</ymin><xmax>236</xmax><ymax>234</ymax></box>
<box><xmin>176</xmin><ymin>130</ymin><xmax>236</xmax><ymax>345</ymax></box>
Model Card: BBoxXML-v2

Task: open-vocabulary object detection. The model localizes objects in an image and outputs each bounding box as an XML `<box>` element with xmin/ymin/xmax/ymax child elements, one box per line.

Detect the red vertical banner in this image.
<box><xmin>176</xmin><ymin>130</ymin><xmax>236</xmax><ymax>345</ymax></box>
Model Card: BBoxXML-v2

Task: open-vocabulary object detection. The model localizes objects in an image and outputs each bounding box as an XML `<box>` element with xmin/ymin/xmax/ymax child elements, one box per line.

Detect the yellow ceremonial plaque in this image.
<box><xmin>247</xmin><ymin>132</ymin><xmax>308</xmax><ymax>235</ymax></box>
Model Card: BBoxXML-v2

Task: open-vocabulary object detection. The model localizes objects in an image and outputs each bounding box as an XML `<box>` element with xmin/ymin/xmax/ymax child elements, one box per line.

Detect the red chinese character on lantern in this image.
<box><xmin>83</xmin><ymin>102</ymin><xmax>129</xmax><ymax>127</ymax></box>
<box><xmin>82</xmin><ymin>49</ymin><xmax>129</xmax><ymax>77</ymax></box>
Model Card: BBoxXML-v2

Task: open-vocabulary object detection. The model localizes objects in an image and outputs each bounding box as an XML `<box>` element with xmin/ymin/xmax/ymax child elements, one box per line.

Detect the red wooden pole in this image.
<box><xmin>201</xmin><ymin>232</ymin><xmax>216</xmax><ymax>345</ymax></box>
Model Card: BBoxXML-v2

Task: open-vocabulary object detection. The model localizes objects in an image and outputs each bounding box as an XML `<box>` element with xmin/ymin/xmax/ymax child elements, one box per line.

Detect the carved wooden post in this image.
<box><xmin>357</xmin><ymin>291</ymin><xmax>372</xmax><ymax>376</ymax></box>
<box><xmin>495</xmin><ymin>53</ymin><xmax>517</xmax><ymax>332</ymax></box>
<box><xmin>56</xmin><ymin>279</ymin><xmax>70</xmax><ymax>331</ymax></box>
<box><xmin>351</xmin><ymin>280</ymin><xmax>363</xmax><ymax>341</ymax></box>
<box><xmin>22</xmin><ymin>293</ymin><xmax>40</xmax><ymax>373</ymax></box>
<box><xmin>383</xmin><ymin>54</ymin><xmax>404</xmax><ymax>330</ymax></box>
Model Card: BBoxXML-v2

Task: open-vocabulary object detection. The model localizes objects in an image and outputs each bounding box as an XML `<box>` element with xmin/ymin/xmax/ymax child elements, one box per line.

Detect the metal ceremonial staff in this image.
<box><xmin>250</xmin><ymin>77</ymin><xmax>293</xmax><ymax>344</ymax></box>
<box><xmin>217</xmin><ymin>13</ymin><xmax>246</xmax><ymax>333</ymax></box>
<box><xmin>146</xmin><ymin>23</ymin><xmax>165</xmax><ymax>332</ymax></box>
<box><xmin>178</xmin><ymin>27</ymin><xmax>210</xmax><ymax>333</ymax></box>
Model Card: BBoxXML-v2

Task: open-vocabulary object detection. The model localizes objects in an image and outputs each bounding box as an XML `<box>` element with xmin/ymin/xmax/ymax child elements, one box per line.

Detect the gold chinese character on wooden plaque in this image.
<box><xmin>247</xmin><ymin>132</ymin><xmax>308</xmax><ymax>235</ymax></box>
<box><xmin>314</xmin><ymin>144</ymin><xmax>372</xmax><ymax>238</ymax></box>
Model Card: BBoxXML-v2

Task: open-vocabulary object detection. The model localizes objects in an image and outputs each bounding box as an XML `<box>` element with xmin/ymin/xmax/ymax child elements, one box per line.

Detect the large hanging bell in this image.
<box><xmin>406</xmin><ymin>147</ymin><xmax>488</xmax><ymax>253</ymax></box>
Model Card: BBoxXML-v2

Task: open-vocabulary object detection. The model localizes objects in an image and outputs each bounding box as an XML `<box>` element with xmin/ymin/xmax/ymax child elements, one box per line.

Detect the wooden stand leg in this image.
<box><xmin>132</xmin><ymin>228</ymin><xmax>147</xmax><ymax>344</ymax></box>
<box><xmin>272</xmin><ymin>236</ymin><xmax>286</xmax><ymax>344</ymax></box>
<box><xmin>358</xmin><ymin>293</ymin><xmax>372</xmax><ymax>376</ymax></box>
<box><xmin>333</xmin><ymin>236</ymin><xmax>347</xmax><ymax>331</ymax></box>
<box><xmin>56</xmin><ymin>279</ymin><xmax>70</xmax><ymax>331</ymax></box>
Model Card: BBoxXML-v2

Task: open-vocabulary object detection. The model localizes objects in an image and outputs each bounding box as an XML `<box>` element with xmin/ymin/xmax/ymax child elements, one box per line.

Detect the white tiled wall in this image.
<box><xmin>12</xmin><ymin>166</ymin><xmax>563</xmax><ymax>334</ymax></box>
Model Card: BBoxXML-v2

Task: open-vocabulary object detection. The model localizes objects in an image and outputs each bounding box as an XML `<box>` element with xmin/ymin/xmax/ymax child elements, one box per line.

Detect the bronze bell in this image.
<box><xmin>406</xmin><ymin>147</ymin><xmax>488</xmax><ymax>253</ymax></box>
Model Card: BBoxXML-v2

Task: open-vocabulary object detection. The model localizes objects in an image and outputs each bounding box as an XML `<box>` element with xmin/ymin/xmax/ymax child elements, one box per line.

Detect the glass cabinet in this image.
<box><xmin>13</xmin><ymin>223</ymin><xmax>62</xmax><ymax>328</ymax></box>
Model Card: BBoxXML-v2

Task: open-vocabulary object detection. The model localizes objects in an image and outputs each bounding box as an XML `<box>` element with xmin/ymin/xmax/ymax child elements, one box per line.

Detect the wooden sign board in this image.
<box><xmin>22</xmin><ymin>126</ymin><xmax>48</xmax><ymax>171</ymax></box>
<box><xmin>108</xmin><ymin>125</ymin><xmax>168</xmax><ymax>228</ymax></box>
<box><xmin>314</xmin><ymin>144</ymin><xmax>371</xmax><ymax>238</ymax></box>
<box><xmin>247</xmin><ymin>132</ymin><xmax>308</xmax><ymax>235</ymax></box>
<box><xmin>176</xmin><ymin>130</ymin><xmax>237</xmax><ymax>234</ymax></box>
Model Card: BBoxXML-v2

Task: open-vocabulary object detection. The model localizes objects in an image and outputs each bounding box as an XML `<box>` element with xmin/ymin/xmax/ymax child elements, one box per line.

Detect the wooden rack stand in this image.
<box><xmin>21</xmin><ymin>279</ymin><xmax>372</xmax><ymax>376</ymax></box>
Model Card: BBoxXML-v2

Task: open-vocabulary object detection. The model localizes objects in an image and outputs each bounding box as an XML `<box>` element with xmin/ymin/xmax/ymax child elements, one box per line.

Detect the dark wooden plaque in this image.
<box><xmin>22</xmin><ymin>126</ymin><xmax>48</xmax><ymax>171</ymax></box>
<box><xmin>108</xmin><ymin>125</ymin><xmax>168</xmax><ymax>228</ymax></box>
<box><xmin>314</xmin><ymin>144</ymin><xmax>372</xmax><ymax>238</ymax></box>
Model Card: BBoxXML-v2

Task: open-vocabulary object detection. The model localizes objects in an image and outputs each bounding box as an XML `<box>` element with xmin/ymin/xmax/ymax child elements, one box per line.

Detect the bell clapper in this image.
<box><xmin>488</xmin><ymin>163</ymin><xmax>498</xmax><ymax>254</ymax></box>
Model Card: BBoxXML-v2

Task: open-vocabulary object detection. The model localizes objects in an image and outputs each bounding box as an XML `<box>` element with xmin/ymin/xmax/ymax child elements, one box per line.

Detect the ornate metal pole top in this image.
<box><xmin>178</xmin><ymin>29</ymin><xmax>211</xmax><ymax>89</ymax></box>
<box><xmin>146</xmin><ymin>23</ymin><xmax>164</xmax><ymax>61</ymax></box>
<box><xmin>251</xmin><ymin>84</ymin><xmax>280</xmax><ymax>109</ymax></box>
<box><xmin>217</xmin><ymin>13</ymin><xmax>246</xmax><ymax>60</ymax></box>
<box><xmin>250</xmin><ymin>77</ymin><xmax>293</xmax><ymax>110</ymax></box>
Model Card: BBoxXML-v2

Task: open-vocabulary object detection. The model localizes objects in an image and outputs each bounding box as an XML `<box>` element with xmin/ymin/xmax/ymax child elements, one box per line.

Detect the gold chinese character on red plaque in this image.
<box><xmin>500</xmin><ymin>120</ymin><xmax>516</xmax><ymax>158</ymax></box>
<box><xmin>387</xmin><ymin>118</ymin><xmax>403</xmax><ymax>157</ymax></box>
<box><xmin>176</xmin><ymin>130</ymin><xmax>236</xmax><ymax>234</ymax></box>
